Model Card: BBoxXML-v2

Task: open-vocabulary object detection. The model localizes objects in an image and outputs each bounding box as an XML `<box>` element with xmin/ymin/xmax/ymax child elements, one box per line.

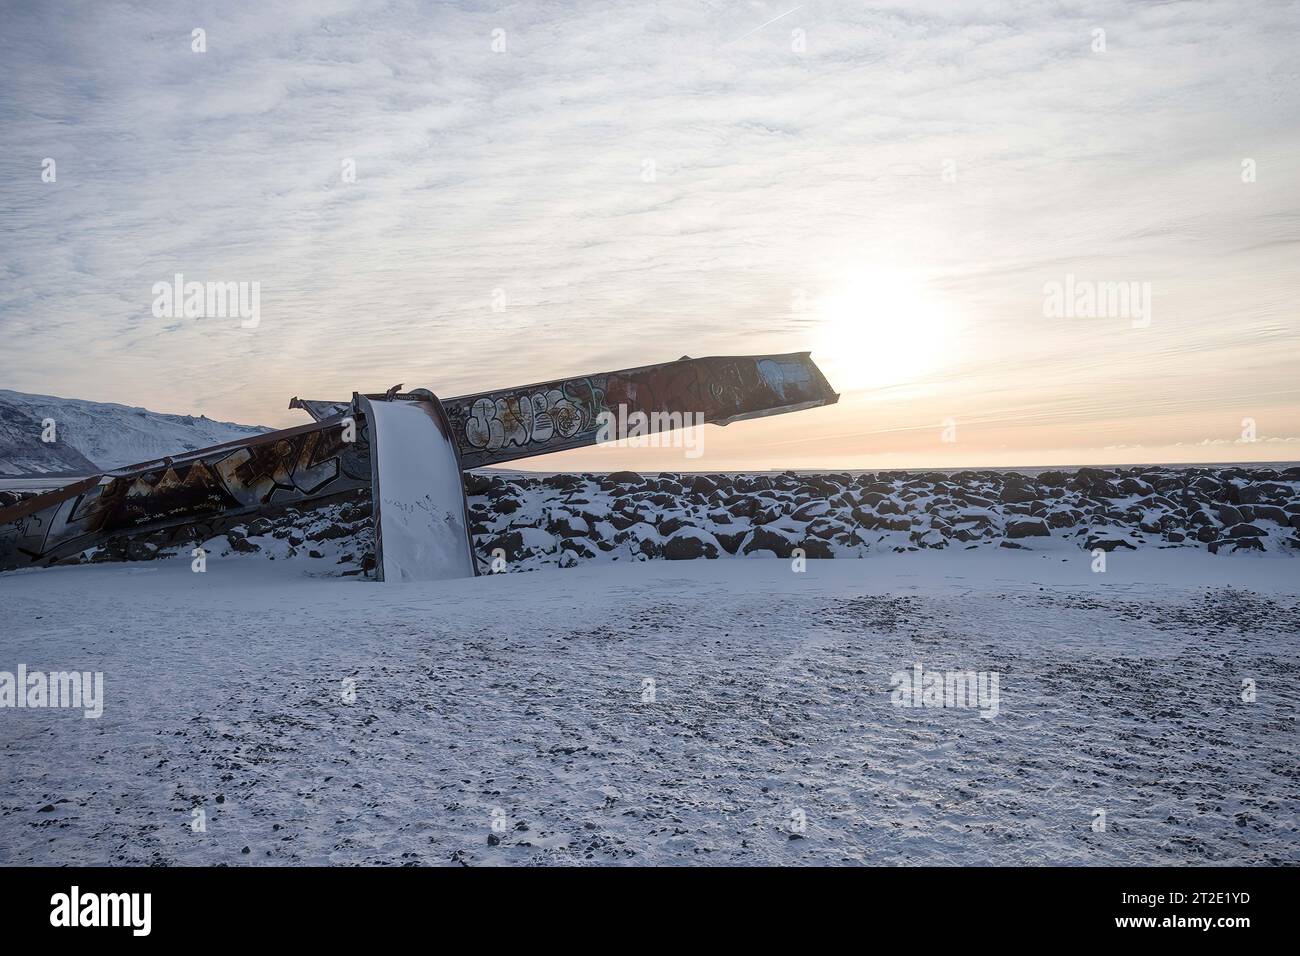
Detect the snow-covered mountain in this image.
<box><xmin>0</xmin><ymin>389</ymin><xmax>268</xmax><ymax>476</ymax></box>
<box><xmin>0</xmin><ymin>412</ymin><xmax>99</xmax><ymax>477</ymax></box>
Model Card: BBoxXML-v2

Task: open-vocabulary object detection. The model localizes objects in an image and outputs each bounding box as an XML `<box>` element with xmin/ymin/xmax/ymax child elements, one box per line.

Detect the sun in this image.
<box><xmin>811</xmin><ymin>271</ymin><xmax>953</xmax><ymax>391</ymax></box>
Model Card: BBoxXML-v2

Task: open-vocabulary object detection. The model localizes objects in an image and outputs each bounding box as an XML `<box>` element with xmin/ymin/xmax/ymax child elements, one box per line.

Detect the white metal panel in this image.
<box><xmin>362</xmin><ymin>397</ymin><xmax>476</xmax><ymax>582</ymax></box>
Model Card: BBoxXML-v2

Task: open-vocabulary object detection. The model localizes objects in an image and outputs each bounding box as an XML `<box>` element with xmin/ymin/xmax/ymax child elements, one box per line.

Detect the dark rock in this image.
<box><xmin>727</xmin><ymin>497</ymin><xmax>760</xmax><ymax>519</ymax></box>
<box><xmin>462</xmin><ymin>472</ymin><xmax>493</xmax><ymax>496</ymax></box>
<box><xmin>605</xmin><ymin>471</ymin><xmax>643</xmax><ymax>486</ymax></box>
<box><xmin>1006</xmin><ymin>518</ymin><xmax>1050</xmax><ymax>538</ymax></box>
<box><xmin>910</xmin><ymin>529</ymin><xmax>947</xmax><ymax>549</ymax></box>
<box><xmin>126</xmin><ymin>539</ymin><xmax>159</xmax><ymax>561</ymax></box>
<box><xmin>1238</xmin><ymin>482</ymin><xmax>1289</xmax><ymax>504</ymax></box>
<box><xmin>1046</xmin><ymin>509</ymin><xmax>1081</xmax><ymax>529</ymax></box>
<box><xmin>791</xmin><ymin>501</ymin><xmax>831</xmax><ymax>521</ymax></box>
<box><xmin>999</xmin><ymin>481</ymin><xmax>1040</xmax><ymax>504</ymax></box>
<box><xmin>1224</xmin><ymin>523</ymin><xmax>1266</xmax><ymax>538</ymax></box>
<box><xmin>689</xmin><ymin>475</ymin><xmax>717</xmax><ymax>496</ymax></box>
<box><xmin>338</xmin><ymin>500</ymin><xmax>372</xmax><ymax>522</ymax></box>
<box><xmin>663</xmin><ymin>532</ymin><xmax>719</xmax><ymax>560</ymax></box>
<box><xmin>1117</xmin><ymin>477</ymin><xmax>1154</xmax><ymax>496</ymax></box>
<box><xmin>657</xmin><ymin>515</ymin><xmax>695</xmax><ymax>536</ymax></box>
<box><xmin>560</xmin><ymin>539</ymin><xmax>596</xmax><ymax>559</ymax></box>
<box><xmin>803</xmin><ymin>476</ymin><xmax>843</xmax><ymax>497</ymax></box>
<box><xmin>743</xmin><ymin>526</ymin><xmax>799</xmax><ymax>558</ymax></box>
<box><xmin>1210</xmin><ymin>537</ymin><xmax>1265</xmax><ymax>554</ymax></box>
<box><xmin>482</xmin><ymin>530</ymin><xmax>526</xmax><ymax>562</ymax></box>
<box><xmin>803</xmin><ymin>519</ymin><xmax>839</xmax><ymax>540</ymax></box>
<box><xmin>1250</xmin><ymin>505</ymin><xmax>1289</xmax><ymax>525</ymax></box>
<box><xmin>312</xmin><ymin>522</ymin><xmax>357</xmax><ymax>541</ymax></box>
<box><xmin>608</xmin><ymin>512</ymin><xmax>640</xmax><ymax>531</ymax></box>
<box><xmin>1069</xmin><ymin>469</ymin><xmax>1119</xmax><ymax>497</ymax></box>
<box><xmin>1189</xmin><ymin>475</ymin><xmax>1220</xmax><ymax>496</ymax></box>
<box><xmin>547</xmin><ymin>512</ymin><xmax>589</xmax><ymax>538</ymax></box>
<box><xmin>1216</xmin><ymin>505</ymin><xmax>1244</xmax><ymax>525</ymax></box>
<box><xmin>797</xmin><ymin>537</ymin><xmax>834</xmax><ymax>559</ymax></box>
<box><xmin>715</xmin><ymin>531</ymin><xmax>747</xmax><ymax>555</ymax></box>
<box><xmin>1086</xmin><ymin>535</ymin><xmax>1137</xmax><ymax>551</ymax></box>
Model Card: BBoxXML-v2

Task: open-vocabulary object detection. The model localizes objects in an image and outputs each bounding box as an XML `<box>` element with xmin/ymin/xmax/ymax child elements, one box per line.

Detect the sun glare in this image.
<box><xmin>812</xmin><ymin>272</ymin><xmax>952</xmax><ymax>391</ymax></box>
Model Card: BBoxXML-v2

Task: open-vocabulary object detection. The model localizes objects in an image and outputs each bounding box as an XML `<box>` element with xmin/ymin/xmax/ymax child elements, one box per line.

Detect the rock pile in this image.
<box><xmin>12</xmin><ymin>465</ymin><xmax>1300</xmax><ymax>573</ymax></box>
<box><xmin>466</xmin><ymin>466</ymin><xmax>1300</xmax><ymax>571</ymax></box>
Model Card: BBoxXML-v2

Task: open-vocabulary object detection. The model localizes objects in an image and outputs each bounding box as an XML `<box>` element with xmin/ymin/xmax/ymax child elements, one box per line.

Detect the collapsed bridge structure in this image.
<box><xmin>0</xmin><ymin>353</ymin><xmax>838</xmax><ymax>581</ymax></box>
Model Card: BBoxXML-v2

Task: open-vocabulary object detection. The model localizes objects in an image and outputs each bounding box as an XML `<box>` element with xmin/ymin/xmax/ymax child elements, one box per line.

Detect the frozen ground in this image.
<box><xmin>0</xmin><ymin>549</ymin><xmax>1296</xmax><ymax>866</ymax></box>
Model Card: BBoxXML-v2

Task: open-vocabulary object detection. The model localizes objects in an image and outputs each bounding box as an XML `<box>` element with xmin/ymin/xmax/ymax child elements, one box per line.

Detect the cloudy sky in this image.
<box><xmin>2</xmin><ymin>0</ymin><xmax>1297</xmax><ymax>470</ymax></box>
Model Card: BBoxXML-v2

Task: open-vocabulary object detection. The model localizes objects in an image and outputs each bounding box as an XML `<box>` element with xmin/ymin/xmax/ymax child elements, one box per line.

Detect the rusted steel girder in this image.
<box><xmin>299</xmin><ymin>352</ymin><xmax>839</xmax><ymax>469</ymax></box>
<box><xmin>0</xmin><ymin>417</ymin><xmax>372</xmax><ymax>572</ymax></box>
<box><xmin>0</xmin><ymin>353</ymin><xmax>837</xmax><ymax>572</ymax></box>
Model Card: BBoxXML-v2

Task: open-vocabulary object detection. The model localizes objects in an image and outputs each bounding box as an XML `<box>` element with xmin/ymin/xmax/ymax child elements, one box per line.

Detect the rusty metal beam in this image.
<box><xmin>0</xmin><ymin>416</ymin><xmax>371</xmax><ymax>571</ymax></box>
<box><xmin>297</xmin><ymin>352</ymin><xmax>839</xmax><ymax>468</ymax></box>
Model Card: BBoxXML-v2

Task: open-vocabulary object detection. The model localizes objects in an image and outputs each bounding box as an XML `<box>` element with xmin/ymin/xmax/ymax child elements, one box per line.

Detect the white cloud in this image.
<box><xmin>0</xmin><ymin>0</ymin><xmax>1297</xmax><ymax>467</ymax></box>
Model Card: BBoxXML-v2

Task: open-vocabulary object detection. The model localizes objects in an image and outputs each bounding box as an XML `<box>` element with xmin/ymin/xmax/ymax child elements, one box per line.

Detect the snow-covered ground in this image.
<box><xmin>1</xmin><ymin>549</ymin><xmax>1296</xmax><ymax>866</ymax></box>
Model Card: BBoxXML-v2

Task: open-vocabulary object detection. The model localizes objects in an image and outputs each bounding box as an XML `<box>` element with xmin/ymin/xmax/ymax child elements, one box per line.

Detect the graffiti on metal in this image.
<box><xmin>443</xmin><ymin>353</ymin><xmax>837</xmax><ymax>468</ymax></box>
<box><xmin>462</xmin><ymin>385</ymin><xmax>593</xmax><ymax>456</ymax></box>
<box><xmin>0</xmin><ymin>420</ymin><xmax>370</xmax><ymax>571</ymax></box>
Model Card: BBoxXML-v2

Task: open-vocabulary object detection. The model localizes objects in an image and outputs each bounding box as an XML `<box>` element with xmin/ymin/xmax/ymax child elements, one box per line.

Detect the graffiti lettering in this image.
<box><xmin>465</xmin><ymin>389</ymin><xmax>586</xmax><ymax>452</ymax></box>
